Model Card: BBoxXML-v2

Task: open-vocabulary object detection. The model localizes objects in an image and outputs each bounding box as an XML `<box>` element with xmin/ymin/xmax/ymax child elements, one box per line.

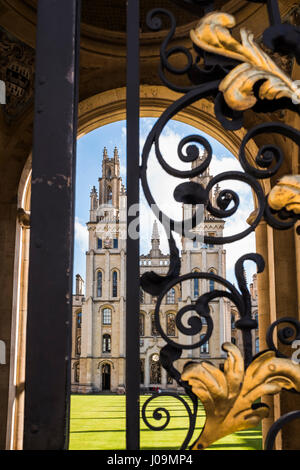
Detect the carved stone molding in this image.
<box><xmin>0</xmin><ymin>26</ymin><xmax>34</xmax><ymax>122</ymax></box>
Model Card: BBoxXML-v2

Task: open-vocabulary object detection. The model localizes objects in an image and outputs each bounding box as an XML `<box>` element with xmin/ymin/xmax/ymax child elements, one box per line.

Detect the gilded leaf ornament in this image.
<box><xmin>190</xmin><ymin>13</ymin><xmax>300</xmax><ymax>111</ymax></box>
<box><xmin>181</xmin><ymin>342</ymin><xmax>300</xmax><ymax>450</ymax></box>
<box><xmin>268</xmin><ymin>175</ymin><xmax>300</xmax><ymax>214</ymax></box>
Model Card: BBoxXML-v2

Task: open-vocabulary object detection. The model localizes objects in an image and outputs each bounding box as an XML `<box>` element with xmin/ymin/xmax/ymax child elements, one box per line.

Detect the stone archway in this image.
<box><xmin>101</xmin><ymin>363</ymin><xmax>111</xmax><ymax>391</ymax></box>
<box><xmin>7</xmin><ymin>82</ymin><xmax>300</xmax><ymax>449</ymax></box>
<box><xmin>8</xmin><ymin>84</ymin><xmax>261</xmax><ymax>448</ymax></box>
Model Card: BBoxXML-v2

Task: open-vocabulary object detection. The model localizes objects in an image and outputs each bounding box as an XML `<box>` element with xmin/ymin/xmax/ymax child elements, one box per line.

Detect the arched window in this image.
<box><xmin>74</xmin><ymin>362</ymin><xmax>80</xmax><ymax>383</ymax></box>
<box><xmin>208</xmin><ymin>270</ymin><xmax>215</xmax><ymax>292</ymax></box>
<box><xmin>97</xmin><ymin>271</ymin><xmax>102</xmax><ymax>297</ymax></box>
<box><xmin>231</xmin><ymin>337</ymin><xmax>236</xmax><ymax>345</ymax></box>
<box><xmin>139</xmin><ymin>313</ymin><xmax>145</xmax><ymax>337</ymax></box>
<box><xmin>102</xmin><ymin>334</ymin><xmax>111</xmax><ymax>353</ymax></box>
<box><xmin>107</xmin><ymin>186</ymin><xmax>112</xmax><ymax>205</ymax></box>
<box><xmin>193</xmin><ymin>277</ymin><xmax>199</xmax><ymax>298</ymax></box>
<box><xmin>200</xmin><ymin>334</ymin><xmax>209</xmax><ymax>354</ymax></box>
<box><xmin>112</xmin><ymin>271</ymin><xmax>118</xmax><ymax>297</ymax></box>
<box><xmin>102</xmin><ymin>307</ymin><xmax>112</xmax><ymax>325</ymax></box>
<box><xmin>150</xmin><ymin>354</ymin><xmax>161</xmax><ymax>384</ymax></box>
<box><xmin>102</xmin><ymin>363</ymin><xmax>111</xmax><ymax>390</ymax></box>
<box><xmin>166</xmin><ymin>313</ymin><xmax>176</xmax><ymax>337</ymax></box>
<box><xmin>166</xmin><ymin>288</ymin><xmax>175</xmax><ymax>304</ymax></box>
<box><xmin>76</xmin><ymin>336</ymin><xmax>81</xmax><ymax>356</ymax></box>
<box><xmin>231</xmin><ymin>313</ymin><xmax>236</xmax><ymax>329</ymax></box>
<box><xmin>255</xmin><ymin>337</ymin><xmax>259</xmax><ymax>354</ymax></box>
<box><xmin>76</xmin><ymin>311</ymin><xmax>82</xmax><ymax>329</ymax></box>
<box><xmin>151</xmin><ymin>313</ymin><xmax>159</xmax><ymax>336</ymax></box>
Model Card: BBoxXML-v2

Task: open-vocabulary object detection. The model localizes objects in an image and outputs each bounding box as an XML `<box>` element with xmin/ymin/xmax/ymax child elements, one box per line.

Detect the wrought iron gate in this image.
<box><xmin>23</xmin><ymin>0</ymin><xmax>300</xmax><ymax>451</ymax></box>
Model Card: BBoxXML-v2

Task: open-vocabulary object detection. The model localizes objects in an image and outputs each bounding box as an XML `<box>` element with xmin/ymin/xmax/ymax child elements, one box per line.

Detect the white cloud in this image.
<box><xmin>75</xmin><ymin>217</ymin><xmax>88</xmax><ymax>253</ymax></box>
<box><xmin>139</xmin><ymin>124</ymin><xmax>257</xmax><ymax>284</ymax></box>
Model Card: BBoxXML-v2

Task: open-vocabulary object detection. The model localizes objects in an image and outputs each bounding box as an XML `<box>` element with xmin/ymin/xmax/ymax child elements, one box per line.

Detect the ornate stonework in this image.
<box><xmin>71</xmin><ymin>146</ymin><xmax>258</xmax><ymax>394</ymax></box>
<box><xmin>0</xmin><ymin>27</ymin><xmax>34</xmax><ymax>122</ymax></box>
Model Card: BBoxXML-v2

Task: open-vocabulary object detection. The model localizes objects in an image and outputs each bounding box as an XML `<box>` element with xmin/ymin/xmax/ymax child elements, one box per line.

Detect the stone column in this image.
<box><xmin>272</xmin><ymin>228</ymin><xmax>300</xmax><ymax>450</ymax></box>
<box><xmin>218</xmin><ymin>247</ymin><xmax>225</xmax><ymax>354</ymax></box>
<box><xmin>119</xmin><ymin>249</ymin><xmax>125</xmax><ymax>357</ymax></box>
<box><xmin>10</xmin><ymin>216</ymin><xmax>30</xmax><ymax>450</ymax></box>
<box><xmin>256</xmin><ymin>220</ymin><xmax>275</xmax><ymax>444</ymax></box>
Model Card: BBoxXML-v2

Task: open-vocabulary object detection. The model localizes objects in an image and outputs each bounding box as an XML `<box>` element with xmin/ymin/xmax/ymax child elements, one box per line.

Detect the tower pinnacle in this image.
<box><xmin>151</xmin><ymin>220</ymin><xmax>160</xmax><ymax>240</ymax></box>
<box><xmin>114</xmin><ymin>146</ymin><xmax>119</xmax><ymax>160</ymax></box>
<box><xmin>150</xmin><ymin>220</ymin><xmax>161</xmax><ymax>257</ymax></box>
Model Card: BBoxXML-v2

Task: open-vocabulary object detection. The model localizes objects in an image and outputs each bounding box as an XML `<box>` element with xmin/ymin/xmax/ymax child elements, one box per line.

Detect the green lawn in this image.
<box><xmin>69</xmin><ymin>395</ymin><xmax>262</xmax><ymax>450</ymax></box>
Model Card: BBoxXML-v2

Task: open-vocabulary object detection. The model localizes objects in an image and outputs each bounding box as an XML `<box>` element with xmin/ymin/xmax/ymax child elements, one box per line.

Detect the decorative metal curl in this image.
<box><xmin>266</xmin><ymin>317</ymin><xmax>300</xmax><ymax>358</ymax></box>
<box><xmin>141</xmin><ymin>344</ymin><xmax>199</xmax><ymax>450</ymax></box>
<box><xmin>144</xmin><ymin>254</ymin><xmax>263</xmax><ymax>366</ymax></box>
<box><xmin>239</xmin><ymin>123</ymin><xmax>300</xmax><ymax>180</ymax></box>
<box><xmin>141</xmin><ymin>391</ymin><xmax>198</xmax><ymax>450</ymax></box>
<box><xmin>265</xmin><ymin>411</ymin><xmax>300</xmax><ymax>450</ymax></box>
<box><xmin>140</xmin><ymin>91</ymin><xmax>268</xmax><ymax>244</ymax></box>
<box><xmin>141</xmin><ymin>0</ymin><xmax>300</xmax><ymax>451</ymax></box>
<box><xmin>146</xmin><ymin>7</ymin><xmax>238</xmax><ymax>96</ymax></box>
<box><xmin>146</xmin><ymin>8</ymin><xmax>197</xmax><ymax>94</ymax></box>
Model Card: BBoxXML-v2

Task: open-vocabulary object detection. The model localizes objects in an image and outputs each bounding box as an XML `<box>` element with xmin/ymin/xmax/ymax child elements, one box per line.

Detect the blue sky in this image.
<box><xmin>73</xmin><ymin>118</ymin><xmax>256</xmax><ymax>292</ymax></box>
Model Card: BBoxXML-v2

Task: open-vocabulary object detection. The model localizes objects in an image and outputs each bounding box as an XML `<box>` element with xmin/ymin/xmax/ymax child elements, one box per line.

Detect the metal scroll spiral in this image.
<box><xmin>141</xmin><ymin>2</ymin><xmax>300</xmax><ymax>450</ymax></box>
<box><xmin>264</xmin><ymin>317</ymin><xmax>300</xmax><ymax>449</ymax></box>
<box><xmin>141</xmin><ymin>253</ymin><xmax>265</xmax><ymax>449</ymax></box>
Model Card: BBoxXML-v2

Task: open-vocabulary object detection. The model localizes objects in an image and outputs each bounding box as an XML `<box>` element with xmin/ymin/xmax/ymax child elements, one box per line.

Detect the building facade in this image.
<box><xmin>71</xmin><ymin>147</ymin><xmax>258</xmax><ymax>393</ymax></box>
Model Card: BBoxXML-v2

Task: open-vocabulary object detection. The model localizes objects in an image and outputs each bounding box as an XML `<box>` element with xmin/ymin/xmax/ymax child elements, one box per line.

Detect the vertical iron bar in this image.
<box><xmin>126</xmin><ymin>0</ymin><xmax>140</xmax><ymax>450</ymax></box>
<box><xmin>23</xmin><ymin>0</ymin><xmax>81</xmax><ymax>450</ymax></box>
<box><xmin>267</xmin><ymin>0</ymin><xmax>281</xmax><ymax>26</ymax></box>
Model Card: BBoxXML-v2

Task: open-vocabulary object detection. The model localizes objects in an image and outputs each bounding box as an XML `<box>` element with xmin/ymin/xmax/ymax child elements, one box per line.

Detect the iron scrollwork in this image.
<box><xmin>141</xmin><ymin>0</ymin><xmax>300</xmax><ymax>450</ymax></box>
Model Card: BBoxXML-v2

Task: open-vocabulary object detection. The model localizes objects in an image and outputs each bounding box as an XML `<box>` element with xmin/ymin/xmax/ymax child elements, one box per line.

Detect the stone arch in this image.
<box><xmin>8</xmin><ymin>85</ymin><xmax>260</xmax><ymax>448</ymax></box>
<box><xmin>77</xmin><ymin>86</ymin><xmax>261</xmax><ymax>187</ymax></box>
<box><xmin>6</xmin><ymin>154</ymin><xmax>31</xmax><ymax>450</ymax></box>
<box><xmin>97</xmin><ymin>359</ymin><xmax>115</xmax><ymax>370</ymax></box>
<box><xmin>8</xmin><ymin>83</ymin><xmax>299</xmax><ymax>449</ymax></box>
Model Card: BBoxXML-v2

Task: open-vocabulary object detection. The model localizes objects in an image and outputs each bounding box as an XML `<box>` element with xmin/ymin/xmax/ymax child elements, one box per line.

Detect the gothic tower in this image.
<box><xmin>71</xmin><ymin>145</ymin><xmax>232</xmax><ymax>394</ymax></box>
<box><xmin>74</xmin><ymin>146</ymin><xmax>127</xmax><ymax>393</ymax></box>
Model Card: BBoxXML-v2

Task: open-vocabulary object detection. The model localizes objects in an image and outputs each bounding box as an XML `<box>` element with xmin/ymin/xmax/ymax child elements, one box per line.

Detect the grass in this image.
<box><xmin>69</xmin><ymin>395</ymin><xmax>262</xmax><ymax>451</ymax></box>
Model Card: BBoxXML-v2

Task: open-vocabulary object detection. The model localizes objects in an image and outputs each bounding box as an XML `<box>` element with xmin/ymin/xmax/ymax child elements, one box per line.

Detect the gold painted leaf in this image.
<box><xmin>190</xmin><ymin>13</ymin><xmax>300</xmax><ymax>111</ymax></box>
<box><xmin>268</xmin><ymin>175</ymin><xmax>300</xmax><ymax>214</ymax></box>
<box><xmin>182</xmin><ymin>343</ymin><xmax>300</xmax><ymax>450</ymax></box>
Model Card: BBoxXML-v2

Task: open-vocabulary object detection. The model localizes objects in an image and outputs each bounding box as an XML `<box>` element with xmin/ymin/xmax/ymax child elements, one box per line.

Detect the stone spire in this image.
<box><xmin>150</xmin><ymin>220</ymin><xmax>161</xmax><ymax>257</ymax></box>
<box><xmin>152</xmin><ymin>220</ymin><xmax>160</xmax><ymax>240</ymax></box>
<box><xmin>113</xmin><ymin>146</ymin><xmax>119</xmax><ymax>160</ymax></box>
<box><xmin>103</xmin><ymin>146</ymin><xmax>108</xmax><ymax>159</ymax></box>
<box><xmin>90</xmin><ymin>185</ymin><xmax>98</xmax><ymax>210</ymax></box>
